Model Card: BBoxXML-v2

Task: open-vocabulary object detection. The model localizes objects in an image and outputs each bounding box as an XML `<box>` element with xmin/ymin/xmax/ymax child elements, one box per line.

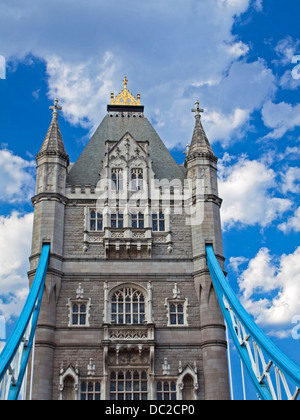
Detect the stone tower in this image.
<box><xmin>28</xmin><ymin>99</ymin><xmax>69</xmax><ymax>399</ymax></box>
<box><xmin>28</xmin><ymin>79</ymin><xmax>230</xmax><ymax>400</ymax></box>
<box><xmin>185</xmin><ymin>101</ymin><xmax>229</xmax><ymax>399</ymax></box>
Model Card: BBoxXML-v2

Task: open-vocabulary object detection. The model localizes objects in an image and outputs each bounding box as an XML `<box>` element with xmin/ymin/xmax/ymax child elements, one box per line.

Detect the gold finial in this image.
<box><xmin>123</xmin><ymin>76</ymin><xmax>128</xmax><ymax>90</ymax></box>
<box><xmin>110</xmin><ymin>76</ymin><xmax>141</xmax><ymax>106</ymax></box>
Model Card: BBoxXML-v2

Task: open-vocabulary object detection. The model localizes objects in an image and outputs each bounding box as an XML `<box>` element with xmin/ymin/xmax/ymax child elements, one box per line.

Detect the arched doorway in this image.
<box><xmin>62</xmin><ymin>375</ymin><xmax>76</xmax><ymax>400</ymax></box>
<box><xmin>182</xmin><ymin>374</ymin><xmax>195</xmax><ymax>400</ymax></box>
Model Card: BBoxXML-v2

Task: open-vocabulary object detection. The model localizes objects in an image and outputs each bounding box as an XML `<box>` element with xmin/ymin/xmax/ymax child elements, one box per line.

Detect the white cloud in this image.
<box><xmin>280</xmin><ymin>167</ymin><xmax>300</xmax><ymax>194</ymax></box>
<box><xmin>277</xmin><ymin>146</ymin><xmax>300</xmax><ymax>161</ymax></box>
<box><xmin>278</xmin><ymin>207</ymin><xmax>300</xmax><ymax>234</ymax></box>
<box><xmin>196</xmin><ymin>59</ymin><xmax>276</xmax><ymax>113</ymax></box>
<box><xmin>267</xmin><ymin>329</ymin><xmax>292</xmax><ymax>339</ymax></box>
<box><xmin>238</xmin><ymin>247</ymin><xmax>300</xmax><ymax>327</ymax></box>
<box><xmin>0</xmin><ymin>315</ymin><xmax>5</xmax><ymax>340</ymax></box>
<box><xmin>279</xmin><ymin>69</ymin><xmax>300</xmax><ymax>90</ymax></box>
<box><xmin>253</xmin><ymin>0</ymin><xmax>263</xmax><ymax>12</ymax></box>
<box><xmin>225</xmin><ymin>41</ymin><xmax>250</xmax><ymax>58</ymax></box>
<box><xmin>239</xmin><ymin>248</ymin><xmax>277</xmax><ymax>301</ymax></box>
<box><xmin>261</xmin><ymin>100</ymin><xmax>300</xmax><ymax>140</ymax></box>
<box><xmin>218</xmin><ymin>155</ymin><xmax>292</xmax><ymax>229</ymax></box>
<box><xmin>228</xmin><ymin>256</ymin><xmax>249</xmax><ymax>273</ymax></box>
<box><xmin>0</xmin><ymin>212</ymin><xmax>33</xmax><ymax>322</ymax></box>
<box><xmin>0</xmin><ymin>55</ymin><xmax>5</xmax><ymax>79</ymax></box>
<box><xmin>203</xmin><ymin>108</ymin><xmax>250</xmax><ymax>147</ymax></box>
<box><xmin>217</xmin><ymin>0</ymin><xmax>251</xmax><ymax>15</ymax></box>
<box><xmin>46</xmin><ymin>52</ymin><xmax>120</xmax><ymax>134</ymax></box>
<box><xmin>0</xmin><ymin>0</ymin><xmax>271</xmax><ymax>148</ymax></box>
<box><xmin>183</xmin><ymin>59</ymin><xmax>276</xmax><ymax>146</ymax></box>
<box><xmin>274</xmin><ymin>36</ymin><xmax>300</xmax><ymax>66</ymax></box>
<box><xmin>0</xmin><ymin>148</ymin><xmax>35</xmax><ymax>203</ymax></box>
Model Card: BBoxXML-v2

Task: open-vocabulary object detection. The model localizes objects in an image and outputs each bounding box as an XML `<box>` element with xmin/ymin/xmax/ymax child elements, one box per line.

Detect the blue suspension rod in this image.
<box><xmin>0</xmin><ymin>244</ymin><xmax>50</xmax><ymax>400</ymax></box>
<box><xmin>206</xmin><ymin>244</ymin><xmax>300</xmax><ymax>400</ymax></box>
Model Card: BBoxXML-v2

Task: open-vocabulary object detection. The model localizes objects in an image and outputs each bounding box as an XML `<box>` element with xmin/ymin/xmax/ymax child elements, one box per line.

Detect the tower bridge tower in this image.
<box><xmin>28</xmin><ymin>78</ymin><xmax>230</xmax><ymax>400</ymax></box>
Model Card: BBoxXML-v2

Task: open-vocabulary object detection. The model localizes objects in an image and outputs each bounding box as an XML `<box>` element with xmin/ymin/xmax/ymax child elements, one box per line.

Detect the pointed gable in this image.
<box><xmin>66</xmin><ymin>77</ymin><xmax>185</xmax><ymax>187</ymax></box>
<box><xmin>67</xmin><ymin>112</ymin><xmax>185</xmax><ymax>186</ymax></box>
<box><xmin>107</xmin><ymin>131</ymin><xmax>149</xmax><ymax>168</ymax></box>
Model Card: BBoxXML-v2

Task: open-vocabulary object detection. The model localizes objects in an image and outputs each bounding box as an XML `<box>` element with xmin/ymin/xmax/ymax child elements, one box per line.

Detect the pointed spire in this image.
<box><xmin>185</xmin><ymin>101</ymin><xmax>217</xmax><ymax>168</ymax></box>
<box><xmin>37</xmin><ymin>99</ymin><xmax>69</xmax><ymax>163</ymax></box>
<box><xmin>189</xmin><ymin>101</ymin><xmax>214</xmax><ymax>155</ymax></box>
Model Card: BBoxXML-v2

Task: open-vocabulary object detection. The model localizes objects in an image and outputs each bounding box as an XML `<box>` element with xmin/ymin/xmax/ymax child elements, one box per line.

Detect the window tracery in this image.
<box><xmin>67</xmin><ymin>283</ymin><xmax>92</xmax><ymax>327</ymax></box>
<box><xmin>111</xmin><ymin>287</ymin><xmax>146</xmax><ymax>325</ymax></box>
<box><xmin>110</xmin><ymin>370</ymin><xmax>148</xmax><ymax>400</ymax></box>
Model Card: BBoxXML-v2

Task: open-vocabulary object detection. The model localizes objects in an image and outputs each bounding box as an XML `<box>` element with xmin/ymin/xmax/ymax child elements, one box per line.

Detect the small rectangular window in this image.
<box><xmin>81</xmin><ymin>381</ymin><xmax>101</xmax><ymax>400</ymax></box>
<box><xmin>110</xmin><ymin>370</ymin><xmax>148</xmax><ymax>401</ymax></box>
<box><xmin>90</xmin><ymin>210</ymin><xmax>103</xmax><ymax>231</ymax></box>
<box><xmin>132</xmin><ymin>212</ymin><xmax>144</xmax><ymax>229</ymax></box>
<box><xmin>72</xmin><ymin>303</ymin><xmax>87</xmax><ymax>326</ymax></box>
<box><xmin>111</xmin><ymin>213</ymin><xmax>124</xmax><ymax>229</ymax></box>
<box><xmin>68</xmin><ymin>296</ymin><xmax>91</xmax><ymax>328</ymax></box>
<box><xmin>131</xmin><ymin>168</ymin><xmax>143</xmax><ymax>191</ymax></box>
<box><xmin>152</xmin><ymin>212</ymin><xmax>165</xmax><ymax>232</ymax></box>
<box><xmin>168</xmin><ymin>301</ymin><xmax>185</xmax><ymax>326</ymax></box>
<box><xmin>156</xmin><ymin>380</ymin><xmax>177</xmax><ymax>400</ymax></box>
<box><xmin>112</xmin><ymin>168</ymin><xmax>123</xmax><ymax>191</ymax></box>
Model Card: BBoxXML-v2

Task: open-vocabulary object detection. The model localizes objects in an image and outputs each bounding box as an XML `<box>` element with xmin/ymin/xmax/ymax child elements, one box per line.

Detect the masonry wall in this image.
<box><xmin>30</xmin><ymin>172</ymin><xmax>229</xmax><ymax>399</ymax></box>
<box><xmin>62</xmin><ymin>203</ymin><xmax>193</xmax><ymax>260</ymax></box>
<box><xmin>50</xmin><ymin>198</ymin><xmax>208</xmax><ymax>400</ymax></box>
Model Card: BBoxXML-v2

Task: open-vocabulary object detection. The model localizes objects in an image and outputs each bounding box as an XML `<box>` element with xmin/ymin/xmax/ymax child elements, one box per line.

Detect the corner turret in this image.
<box><xmin>185</xmin><ymin>101</ymin><xmax>230</xmax><ymax>400</ymax></box>
<box><xmin>28</xmin><ymin>99</ymin><xmax>69</xmax><ymax>399</ymax></box>
<box><xmin>35</xmin><ymin>99</ymin><xmax>69</xmax><ymax>196</ymax></box>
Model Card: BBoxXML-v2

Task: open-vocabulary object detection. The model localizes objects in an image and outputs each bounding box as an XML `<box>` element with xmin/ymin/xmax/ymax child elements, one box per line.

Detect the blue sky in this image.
<box><xmin>0</xmin><ymin>0</ymin><xmax>299</xmax><ymax>400</ymax></box>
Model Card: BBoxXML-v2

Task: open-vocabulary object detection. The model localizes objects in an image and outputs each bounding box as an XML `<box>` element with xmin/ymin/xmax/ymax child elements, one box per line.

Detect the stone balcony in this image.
<box><xmin>83</xmin><ymin>227</ymin><xmax>172</xmax><ymax>258</ymax></box>
<box><xmin>103</xmin><ymin>323</ymin><xmax>155</xmax><ymax>344</ymax></box>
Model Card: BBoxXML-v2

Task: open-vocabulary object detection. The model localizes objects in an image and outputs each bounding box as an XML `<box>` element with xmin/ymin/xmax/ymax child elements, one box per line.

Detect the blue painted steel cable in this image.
<box><xmin>206</xmin><ymin>244</ymin><xmax>300</xmax><ymax>400</ymax></box>
<box><xmin>0</xmin><ymin>244</ymin><xmax>50</xmax><ymax>400</ymax></box>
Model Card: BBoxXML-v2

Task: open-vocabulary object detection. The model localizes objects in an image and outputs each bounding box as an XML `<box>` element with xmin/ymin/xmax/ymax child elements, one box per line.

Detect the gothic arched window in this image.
<box><xmin>80</xmin><ymin>381</ymin><xmax>101</xmax><ymax>400</ymax></box>
<box><xmin>170</xmin><ymin>302</ymin><xmax>184</xmax><ymax>325</ymax></box>
<box><xmin>110</xmin><ymin>370</ymin><xmax>148</xmax><ymax>400</ymax></box>
<box><xmin>111</xmin><ymin>287</ymin><xmax>146</xmax><ymax>325</ymax></box>
<box><xmin>131</xmin><ymin>168</ymin><xmax>143</xmax><ymax>191</ymax></box>
<box><xmin>156</xmin><ymin>380</ymin><xmax>177</xmax><ymax>400</ymax></box>
<box><xmin>67</xmin><ymin>284</ymin><xmax>92</xmax><ymax>328</ymax></box>
<box><xmin>112</xmin><ymin>168</ymin><xmax>123</xmax><ymax>191</ymax></box>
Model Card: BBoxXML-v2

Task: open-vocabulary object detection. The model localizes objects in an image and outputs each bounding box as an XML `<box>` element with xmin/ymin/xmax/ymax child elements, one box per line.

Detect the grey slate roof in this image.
<box><xmin>67</xmin><ymin>114</ymin><xmax>185</xmax><ymax>186</ymax></box>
